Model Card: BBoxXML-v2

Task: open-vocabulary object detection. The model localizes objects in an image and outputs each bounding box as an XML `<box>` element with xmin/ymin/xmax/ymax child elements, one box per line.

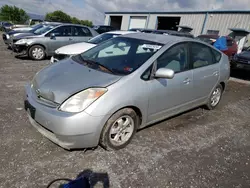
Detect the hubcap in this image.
<box><xmin>32</xmin><ymin>47</ymin><xmax>44</xmax><ymax>59</ymax></box>
<box><xmin>211</xmin><ymin>88</ymin><xmax>221</xmax><ymax>107</ymax></box>
<box><xmin>109</xmin><ymin>115</ymin><xmax>135</xmax><ymax>146</ymax></box>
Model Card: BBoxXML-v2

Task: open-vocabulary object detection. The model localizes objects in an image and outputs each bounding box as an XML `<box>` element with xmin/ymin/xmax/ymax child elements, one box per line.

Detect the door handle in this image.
<box><xmin>213</xmin><ymin>71</ymin><xmax>219</xmax><ymax>76</ymax></box>
<box><xmin>69</xmin><ymin>38</ymin><xmax>73</xmax><ymax>41</ymax></box>
<box><xmin>183</xmin><ymin>78</ymin><xmax>191</xmax><ymax>84</ymax></box>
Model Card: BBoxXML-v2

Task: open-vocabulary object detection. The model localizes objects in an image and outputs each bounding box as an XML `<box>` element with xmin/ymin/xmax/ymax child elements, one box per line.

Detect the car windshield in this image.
<box><xmin>31</xmin><ymin>23</ymin><xmax>42</xmax><ymax>29</ymax></box>
<box><xmin>33</xmin><ymin>25</ymin><xmax>55</xmax><ymax>35</ymax></box>
<box><xmin>88</xmin><ymin>33</ymin><xmax>120</xmax><ymax>44</ymax></box>
<box><xmin>78</xmin><ymin>37</ymin><xmax>163</xmax><ymax>75</ymax></box>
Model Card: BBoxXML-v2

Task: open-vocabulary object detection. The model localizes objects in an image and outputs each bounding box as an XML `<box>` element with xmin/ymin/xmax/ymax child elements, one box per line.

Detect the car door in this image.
<box><xmin>46</xmin><ymin>25</ymin><xmax>73</xmax><ymax>54</ymax></box>
<box><xmin>146</xmin><ymin>42</ymin><xmax>194</xmax><ymax>123</ymax></box>
<box><xmin>71</xmin><ymin>26</ymin><xmax>93</xmax><ymax>44</ymax></box>
<box><xmin>190</xmin><ymin>42</ymin><xmax>220</xmax><ymax>101</ymax></box>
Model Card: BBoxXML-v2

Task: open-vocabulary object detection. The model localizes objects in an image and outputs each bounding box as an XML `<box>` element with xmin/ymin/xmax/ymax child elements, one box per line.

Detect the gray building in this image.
<box><xmin>104</xmin><ymin>10</ymin><xmax>250</xmax><ymax>37</ymax></box>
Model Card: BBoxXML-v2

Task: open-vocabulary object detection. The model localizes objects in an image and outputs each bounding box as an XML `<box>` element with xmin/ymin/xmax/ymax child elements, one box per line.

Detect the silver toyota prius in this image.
<box><xmin>24</xmin><ymin>33</ymin><xmax>230</xmax><ymax>150</ymax></box>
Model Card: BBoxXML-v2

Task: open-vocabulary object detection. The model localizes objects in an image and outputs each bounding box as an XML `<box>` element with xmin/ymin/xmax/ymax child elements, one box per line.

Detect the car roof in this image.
<box><xmin>106</xmin><ymin>30</ymin><xmax>136</xmax><ymax>35</ymax></box>
<box><xmin>119</xmin><ymin>33</ymin><xmax>194</xmax><ymax>44</ymax></box>
<box><xmin>42</xmin><ymin>21</ymin><xmax>62</xmax><ymax>25</ymax></box>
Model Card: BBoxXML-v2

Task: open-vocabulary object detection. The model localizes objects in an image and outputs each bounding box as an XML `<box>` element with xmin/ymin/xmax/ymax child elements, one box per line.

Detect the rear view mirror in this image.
<box><xmin>155</xmin><ymin>68</ymin><xmax>175</xmax><ymax>79</ymax></box>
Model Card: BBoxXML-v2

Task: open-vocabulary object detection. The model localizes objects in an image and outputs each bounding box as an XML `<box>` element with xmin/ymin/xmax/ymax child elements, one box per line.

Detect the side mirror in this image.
<box><xmin>50</xmin><ymin>33</ymin><xmax>55</xmax><ymax>39</ymax></box>
<box><xmin>155</xmin><ymin>68</ymin><xmax>175</xmax><ymax>79</ymax></box>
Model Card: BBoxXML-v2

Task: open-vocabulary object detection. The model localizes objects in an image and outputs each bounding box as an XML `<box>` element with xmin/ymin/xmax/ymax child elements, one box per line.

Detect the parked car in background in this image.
<box><xmin>153</xmin><ymin>30</ymin><xmax>194</xmax><ymax>38</ymax></box>
<box><xmin>129</xmin><ymin>28</ymin><xmax>156</xmax><ymax>33</ymax></box>
<box><xmin>0</xmin><ymin>22</ymin><xmax>13</xmax><ymax>32</ymax></box>
<box><xmin>13</xmin><ymin>18</ymin><xmax>43</xmax><ymax>29</ymax></box>
<box><xmin>231</xmin><ymin>46</ymin><xmax>250</xmax><ymax>70</ymax></box>
<box><xmin>12</xmin><ymin>24</ymin><xmax>99</xmax><ymax>60</ymax></box>
<box><xmin>51</xmin><ymin>30</ymin><xmax>136</xmax><ymax>63</ymax></box>
<box><xmin>196</xmin><ymin>34</ymin><xmax>238</xmax><ymax>60</ymax></box>
<box><xmin>2</xmin><ymin>22</ymin><xmax>61</xmax><ymax>45</ymax></box>
<box><xmin>24</xmin><ymin>33</ymin><xmax>230</xmax><ymax>150</ymax></box>
<box><xmin>92</xmin><ymin>25</ymin><xmax>117</xmax><ymax>34</ymax></box>
<box><xmin>129</xmin><ymin>28</ymin><xmax>194</xmax><ymax>38</ymax></box>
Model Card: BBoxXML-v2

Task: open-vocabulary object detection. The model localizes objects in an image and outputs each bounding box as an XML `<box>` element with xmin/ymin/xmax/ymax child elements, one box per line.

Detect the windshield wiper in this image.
<box><xmin>80</xmin><ymin>57</ymin><xmax>114</xmax><ymax>74</ymax></box>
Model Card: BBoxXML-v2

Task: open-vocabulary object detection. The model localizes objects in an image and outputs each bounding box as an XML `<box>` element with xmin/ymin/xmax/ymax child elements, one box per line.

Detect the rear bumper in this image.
<box><xmin>231</xmin><ymin>60</ymin><xmax>250</xmax><ymax>70</ymax></box>
<box><xmin>24</xmin><ymin>84</ymin><xmax>109</xmax><ymax>149</ymax></box>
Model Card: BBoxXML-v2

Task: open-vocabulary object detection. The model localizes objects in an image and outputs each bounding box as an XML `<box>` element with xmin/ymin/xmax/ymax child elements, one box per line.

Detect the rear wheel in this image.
<box><xmin>100</xmin><ymin>108</ymin><xmax>139</xmax><ymax>150</ymax></box>
<box><xmin>28</xmin><ymin>45</ymin><xmax>45</xmax><ymax>60</ymax></box>
<box><xmin>205</xmin><ymin>84</ymin><xmax>223</xmax><ymax>110</ymax></box>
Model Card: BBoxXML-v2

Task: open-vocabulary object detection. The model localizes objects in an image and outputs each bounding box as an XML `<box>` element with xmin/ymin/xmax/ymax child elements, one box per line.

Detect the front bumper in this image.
<box><xmin>24</xmin><ymin>84</ymin><xmax>109</xmax><ymax>149</ymax></box>
<box><xmin>11</xmin><ymin>44</ymin><xmax>27</xmax><ymax>53</ymax></box>
<box><xmin>231</xmin><ymin>60</ymin><xmax>250</xmax><ymax>70</ymax></box>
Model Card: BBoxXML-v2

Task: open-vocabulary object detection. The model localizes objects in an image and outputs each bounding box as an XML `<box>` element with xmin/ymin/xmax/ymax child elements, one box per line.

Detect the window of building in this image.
<box><xmin>207</xmin><ymin>30</ymin><xmax>219</xmax><ymax>35</ymax></box>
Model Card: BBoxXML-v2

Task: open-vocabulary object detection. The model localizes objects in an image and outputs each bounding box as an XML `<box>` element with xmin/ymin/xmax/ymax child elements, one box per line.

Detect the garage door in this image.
<box><xmin>129</xmin><ymin>16</ymin><xmax>147</xmax><ymax>29</ymax></box>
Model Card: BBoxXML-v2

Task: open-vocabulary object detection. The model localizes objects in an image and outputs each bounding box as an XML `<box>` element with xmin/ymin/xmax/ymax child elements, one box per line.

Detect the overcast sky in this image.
<box><xmin>0</xmin><ymin>0</ymin><xmax>250</xmax><ymax>24</ymax></box>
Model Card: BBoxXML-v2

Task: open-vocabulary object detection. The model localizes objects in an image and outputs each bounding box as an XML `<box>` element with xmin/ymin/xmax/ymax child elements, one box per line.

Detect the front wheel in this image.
<box><xmin>205</xmin><ymin>84</ymin><xmax>223</xmax><ymax>110</ymax></box>
<box><xmin>100</xmin><ymin>108</ymin><xmax>139</xmax><ymax>150</ymax></box>
<box><xmin>28</xmin><ymin>45</ymin><xmax>45</xmax><ymax>60</ymax></box>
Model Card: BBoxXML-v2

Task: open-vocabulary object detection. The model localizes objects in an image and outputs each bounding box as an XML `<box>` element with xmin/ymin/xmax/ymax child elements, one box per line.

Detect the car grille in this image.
<box><xmin>53</xmin><ymin>53</ymin><xmax>70</xmax><ymax>61</ymax></box>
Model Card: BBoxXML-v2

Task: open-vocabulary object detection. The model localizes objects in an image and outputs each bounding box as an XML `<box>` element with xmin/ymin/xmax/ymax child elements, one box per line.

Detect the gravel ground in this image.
<box><xmin>0</xmin><ymin>36</ymin><xmax>250</xmax><ymax>188</ymax></box>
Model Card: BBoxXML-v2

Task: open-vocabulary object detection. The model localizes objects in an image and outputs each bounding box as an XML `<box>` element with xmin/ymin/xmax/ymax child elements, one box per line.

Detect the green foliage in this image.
<box><xmin>0</xmin><ymin>5</ymin><xmax>29</xmax><ymax>23</ymax></box>
<box><xmin>45</xmin><ymin>10</ymin><xmax>72</xmax><ymax>23</ymax></box>
<box><xmin>45</xmin><ymin>11</ymin><xmax>93</xmax><ymax>27</ymax></box>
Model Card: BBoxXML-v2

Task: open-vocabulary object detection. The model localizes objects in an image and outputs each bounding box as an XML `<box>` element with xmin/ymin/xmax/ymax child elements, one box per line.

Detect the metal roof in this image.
<box><xmin>105</xmin><ymin>10</ymin><xmax>250</xmax><ymax>15</ymax></box>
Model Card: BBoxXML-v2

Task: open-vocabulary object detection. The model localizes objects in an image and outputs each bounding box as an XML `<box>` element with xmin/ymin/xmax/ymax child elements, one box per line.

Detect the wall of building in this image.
<box><xmin>204</xmin><ymin>13</ymin><xmax>250</xmax><ymax>36</ymax></box>
<box><xmin>105</xmin><ymin>13</ymin><xmax>206</xmax><ymax>35</ymax></box>
<box><xmin>105</xmin><ymin>13</ymin><xmax>250</xmax><ymax>39</ymax></box>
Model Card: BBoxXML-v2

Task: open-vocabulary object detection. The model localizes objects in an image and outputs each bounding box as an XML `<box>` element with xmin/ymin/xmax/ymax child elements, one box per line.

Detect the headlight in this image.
<box><xmin>15</xmin><ymin>39</ymin><xmax>27</xmax><ymax>45</ymax></box>
<box><xmin>59</xmin><ymin>88</ymin><xmax>107</xmax><ymax>113</ymax></box>
<box><xmin>6</xmin><ymin>34</ymin><xmax>9</xmax><ymax>39</ymax></box>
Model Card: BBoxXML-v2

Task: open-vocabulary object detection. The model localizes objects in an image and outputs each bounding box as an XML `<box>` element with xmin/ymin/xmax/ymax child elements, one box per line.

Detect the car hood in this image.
<box><xmin>237</xmin><ymin>51</ymin><xmax>250</xmax><ymax>59</ymax></box>
<box><xmin>13</xmin><ymin>33</ymin><xmax>40</xmax><ymax>40</ymax></box>
<box><xmin>32</xmin><ymin>58</ymin><xmax>121</xmax><ymax>104</ymax></box>
<box><xmin>56</xmin><ymin>42</ymin><xmax>96</xmax><ymax>55</ymax></box>
<box><xmin>8</xmin><ymin>30</ymin><xmax>32</xmax><ymax>35</ymax></box>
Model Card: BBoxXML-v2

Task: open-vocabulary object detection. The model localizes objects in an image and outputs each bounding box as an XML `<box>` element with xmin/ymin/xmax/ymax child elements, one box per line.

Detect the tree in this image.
<box><xmin>80</xmin><ymin>20</ymin><xmax>93</xmax><ymax>27</ymax></box>
<box><xmin>0</xmin><ymin>5</ymin><xmax>29</xmax><ymax>23</ymax></box>
<box><xmin>45</xmin><ymin>10</ymin><xmax>72</xmax><ymax>23</ymax></box>
<box><xmin>45</xmin><ymin>10</ymin><xmax>93</xmax><ymax>27</ymax></box>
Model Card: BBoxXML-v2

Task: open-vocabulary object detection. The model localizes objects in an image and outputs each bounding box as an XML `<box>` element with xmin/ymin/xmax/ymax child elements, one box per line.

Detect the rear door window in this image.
<box><xmin>190</xmin><ymin>42</ymin><xmax>217</xmax><ymax>69</ymax></box>
<box><xmin>72</xmin><ymin>26</ymin><xmax>92</xmax><ymax>37</ymax></box>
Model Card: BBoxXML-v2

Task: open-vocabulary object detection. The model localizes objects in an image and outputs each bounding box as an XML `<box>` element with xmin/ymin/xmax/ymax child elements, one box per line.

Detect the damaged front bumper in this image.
<box><xmin>11</xmin><ymin>43</ymin><xmax>28</xmax><ymax>54</ymax></box>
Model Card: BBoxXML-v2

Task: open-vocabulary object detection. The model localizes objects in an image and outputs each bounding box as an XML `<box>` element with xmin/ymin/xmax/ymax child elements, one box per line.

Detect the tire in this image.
<box><xmin>205</xmin><ymin>84</ymin><xmax>223</xmax><ymax>110</ymax></box>
<box><xmin>28</xmin><ymin>45</ymin><xmax>45</xmax><ymax>60</ymax></box>
<box><xmin>100</xmin><ymin>108</ymin><xmax>139</xmax><ymax>150</ymax></box>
